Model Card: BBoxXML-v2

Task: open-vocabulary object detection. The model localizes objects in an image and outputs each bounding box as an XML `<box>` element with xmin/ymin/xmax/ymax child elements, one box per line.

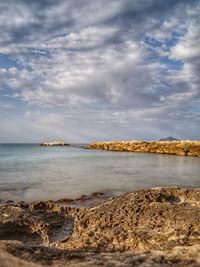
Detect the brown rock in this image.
<box><xmin>0</xmin><ymin>187</ymin><xmax>200</xmax><ymax>266</ymax></box>
<box><xmin>86</xmin><ymin>140</ymin><xmax>200</xmax><ymax>157</ymax></box>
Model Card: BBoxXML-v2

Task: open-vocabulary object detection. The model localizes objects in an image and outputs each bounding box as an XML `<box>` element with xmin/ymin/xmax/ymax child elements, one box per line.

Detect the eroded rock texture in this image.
<box><xmin>0</xmin><ymin>187</ymin><xmax>200</xmax><ymax>266</ymax></box>
<box><xmin>87</xmin><ymin>141</ymin><xmax>200</xmax><ymax>156</ymax></box>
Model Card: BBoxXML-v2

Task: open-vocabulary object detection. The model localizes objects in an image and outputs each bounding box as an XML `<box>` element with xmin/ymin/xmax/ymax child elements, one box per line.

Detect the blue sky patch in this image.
<box><xmin>159</xmin><ymin>57</ymin><xmax>183</xmax><ymax>70</ymax></box>
<box><xmin>0</xmin><ymin>54</ymin><xmax>24</xmax><ymax>70</ymax></box>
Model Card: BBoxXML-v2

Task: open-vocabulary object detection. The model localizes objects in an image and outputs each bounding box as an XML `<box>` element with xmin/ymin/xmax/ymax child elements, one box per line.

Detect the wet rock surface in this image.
<box><xmin>87</xmin><ymin>140</ymin><xmax>200</xmax><ymax>157</ymax></box>
<box><xmin>0</xmin><ymin>187</ymin><xmax>200</xmax><ymax>266</ymax></box>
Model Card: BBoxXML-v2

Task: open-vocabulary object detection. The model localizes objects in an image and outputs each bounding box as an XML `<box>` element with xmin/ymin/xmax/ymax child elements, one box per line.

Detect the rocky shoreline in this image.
<box><xmin>87</xmin><ymin>141</ymin><xmax>200</xmax><ymax>157</ymax></box>
<box><xmin>0</xmin><ymin>187</ymin><xmax>200</xmax><ymax>266</ymax></box>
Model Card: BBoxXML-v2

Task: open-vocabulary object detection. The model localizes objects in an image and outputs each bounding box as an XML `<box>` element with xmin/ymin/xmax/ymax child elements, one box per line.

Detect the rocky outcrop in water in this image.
<box><xmin>0</xmin><ymin>187</ymin><xmax>200</xmax><ymax>266</ymax></box>
<box><xmin>87</xmin><ymin>140</ymin><xmax>200</xmax><ymax>156</ymax></box>
<box><xmin>40</xmin><ymin>141</ymin><xmax>66</xmax><ymax>146</ymax></box>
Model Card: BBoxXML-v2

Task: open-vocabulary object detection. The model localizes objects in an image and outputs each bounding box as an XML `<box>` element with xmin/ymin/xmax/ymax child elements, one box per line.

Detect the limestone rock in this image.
<box><xmin>0</xmin><ymin>187</ymin><xmax>200</xmax><ymax>266</ymax></box>
<box><xmin>87</xmin><ymin>140</ymin><xmax>200</xmax><ymax>157</ymax></box>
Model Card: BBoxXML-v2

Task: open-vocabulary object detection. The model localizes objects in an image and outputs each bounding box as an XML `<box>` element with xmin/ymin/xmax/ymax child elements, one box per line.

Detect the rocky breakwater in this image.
<box><xmin>0</xmin><ymin>187</ymin><xmax>200</xmax><ymax>266</ymax></box>
<box><xmin>87</xmin><ymin>140</ymin><xmax>200</xmax><ymax>156</ymax></box>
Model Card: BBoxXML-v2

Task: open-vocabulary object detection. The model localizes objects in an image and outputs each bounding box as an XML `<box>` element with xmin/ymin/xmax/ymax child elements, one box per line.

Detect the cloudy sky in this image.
<box><xmin>0</xmin><ymin>0</ymin><xmax>199</xmax><ymax>143</ymax></box>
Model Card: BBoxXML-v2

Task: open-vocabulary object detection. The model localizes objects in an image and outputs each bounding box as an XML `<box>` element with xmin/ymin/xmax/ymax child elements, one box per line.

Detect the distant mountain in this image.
<box><xmin>159</xmin><ymin>136</ymin><xmax>180</xmax><ymax>141</ymax></box>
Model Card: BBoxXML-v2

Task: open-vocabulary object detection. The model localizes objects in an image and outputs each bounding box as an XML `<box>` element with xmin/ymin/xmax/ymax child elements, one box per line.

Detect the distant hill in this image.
<box><xmin>159</xmin><ymin>136</ymin><xmax>180</xmax><ymax>141</ymax></box>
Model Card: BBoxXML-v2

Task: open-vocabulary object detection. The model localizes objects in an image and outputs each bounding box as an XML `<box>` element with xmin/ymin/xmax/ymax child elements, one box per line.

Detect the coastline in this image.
<box><xmin>0</xmin><ymin>187</ymin><xmax>200</xmax><ymax>266</ymax></box>
<box><xmin>87</xmin><ymin>140</ymin><xmax>200</xmax><ymax>157</ymax></box>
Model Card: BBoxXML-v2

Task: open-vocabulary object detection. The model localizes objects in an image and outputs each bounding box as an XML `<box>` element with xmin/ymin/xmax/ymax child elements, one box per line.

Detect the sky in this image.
<box><xmin>0</xmin><ymin>0</ymin><xmax>200</xmax><ymax>143</ymax></box>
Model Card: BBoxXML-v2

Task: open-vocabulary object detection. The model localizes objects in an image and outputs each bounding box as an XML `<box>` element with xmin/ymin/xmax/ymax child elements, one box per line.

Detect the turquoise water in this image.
<box><xmin>0</xmin><ymin>144</ymin><xmax>200</xmax><ymax>201</ymax></box>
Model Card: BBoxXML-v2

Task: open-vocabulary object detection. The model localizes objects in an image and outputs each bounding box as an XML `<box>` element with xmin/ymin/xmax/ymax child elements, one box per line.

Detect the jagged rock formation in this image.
<box><xmin>40</xmin><ymin>141</ymin><xmax>66</xmax><ymax>146</ymax></box>
<box><xmin>0</xmin><ymin>187</ymin><xmax>200</xmax><ymax>266</ymax></box>
<box><xmin>87</xmin><ymin>140</ymin><xmax>200</xmax><ymax>156</ymax></box>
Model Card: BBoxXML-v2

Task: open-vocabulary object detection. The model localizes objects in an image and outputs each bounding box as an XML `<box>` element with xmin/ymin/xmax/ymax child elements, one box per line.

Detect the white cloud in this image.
<box><xmin>171</xmin><ymin>23</ymin><xmax>200</xmax><ymax>61</ymax></box>
<box><xmin>42</xmin><ymin>26</ymin><xmax>118</xmax><ymax>49</ymax></box>
<box><xmin>0</xmin><ymin>0</ymin><xmax>199</xmax><ymax>141</ymax></box>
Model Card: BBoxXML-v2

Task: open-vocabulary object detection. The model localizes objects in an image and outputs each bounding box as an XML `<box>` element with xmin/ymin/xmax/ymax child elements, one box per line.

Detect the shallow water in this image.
<box><xmin>0</xmin><ymin>144</ymin><xmax>200</xmax><ymax>201</ymax></box>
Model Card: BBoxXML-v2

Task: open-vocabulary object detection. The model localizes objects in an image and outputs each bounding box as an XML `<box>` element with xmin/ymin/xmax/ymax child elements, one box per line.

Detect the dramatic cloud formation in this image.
<box><xmin>0</xmin><ymin>0</ymin><xmax>199</xmax><ymax>142</ymax></box>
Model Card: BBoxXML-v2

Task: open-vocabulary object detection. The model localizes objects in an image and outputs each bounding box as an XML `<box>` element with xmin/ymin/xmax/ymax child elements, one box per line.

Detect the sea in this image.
<box><xmin>0</xmin><ymin>144</ymin><xmax>200</xmax><ymax>202</ymax></box>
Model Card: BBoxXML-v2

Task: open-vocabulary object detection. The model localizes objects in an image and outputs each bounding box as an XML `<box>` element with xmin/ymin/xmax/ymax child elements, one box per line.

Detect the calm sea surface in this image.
<box><xmin>0</xmin><ymin>144</ymin><xmax>200</xmax><ymax>201</ymax></box>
